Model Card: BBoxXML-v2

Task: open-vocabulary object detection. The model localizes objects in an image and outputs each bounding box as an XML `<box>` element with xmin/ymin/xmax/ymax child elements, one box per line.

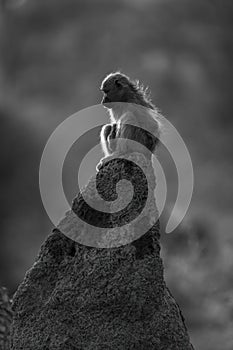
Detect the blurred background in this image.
<box><xmin>0</xmin><ymin>0</ymin><xmax>233</xmax><ymax>349</ymax></box>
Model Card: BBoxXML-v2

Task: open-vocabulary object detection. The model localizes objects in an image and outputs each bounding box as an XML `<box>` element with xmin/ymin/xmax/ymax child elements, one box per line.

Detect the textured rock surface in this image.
<box><xmin>11</xmin><ymin>153</ymin><xmax>194</xmax><ymax>349</ymax></box>
<box><xmin>0</xmin><ymin>287</ymin><xmax>12</xmax><ymax>350</ymax></box>
<box><xmin>56</xmin><ymin>153</ymin><xmax>158</xmax><ymax>248</ymax></box>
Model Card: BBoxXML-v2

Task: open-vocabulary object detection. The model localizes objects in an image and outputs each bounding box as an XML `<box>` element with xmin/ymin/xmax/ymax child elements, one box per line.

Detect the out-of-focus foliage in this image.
<box><xmin>0</xmin><ymin>0</ymin><xmax>232</xmax><ymax>349</ymax></box>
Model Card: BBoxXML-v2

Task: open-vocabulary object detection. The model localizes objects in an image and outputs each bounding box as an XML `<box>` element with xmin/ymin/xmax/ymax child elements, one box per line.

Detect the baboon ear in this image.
<box><xmin>115</xmin><ymin>79</ymin><xmax>123</xmax><ymax>88</ymax></box>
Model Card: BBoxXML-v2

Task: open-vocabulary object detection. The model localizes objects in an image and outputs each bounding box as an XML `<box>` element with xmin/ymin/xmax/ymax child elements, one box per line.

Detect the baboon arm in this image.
<box><xmin>100</xmin><ymin>123</ymin><xmax>112</xmax><ymax>156</ymax></box>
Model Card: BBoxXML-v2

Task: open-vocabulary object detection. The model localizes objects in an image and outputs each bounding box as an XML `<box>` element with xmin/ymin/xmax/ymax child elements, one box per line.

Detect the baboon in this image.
<box><xmin>97</xmin><ymin>72</ymin><xmax>161</xmax><ymax>170</ymax></box>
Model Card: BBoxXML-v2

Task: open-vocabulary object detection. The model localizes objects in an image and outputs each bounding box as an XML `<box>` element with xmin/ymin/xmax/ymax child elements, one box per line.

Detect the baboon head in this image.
<box><xmin>100</xmin><ymin>72</ymin><xmax>132</xmax><ymax>105</ymax></box>
<box><xmin>100</xmin><ymin>72</ymin><xmax>154</xmax><ymax>109</ymax></box>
